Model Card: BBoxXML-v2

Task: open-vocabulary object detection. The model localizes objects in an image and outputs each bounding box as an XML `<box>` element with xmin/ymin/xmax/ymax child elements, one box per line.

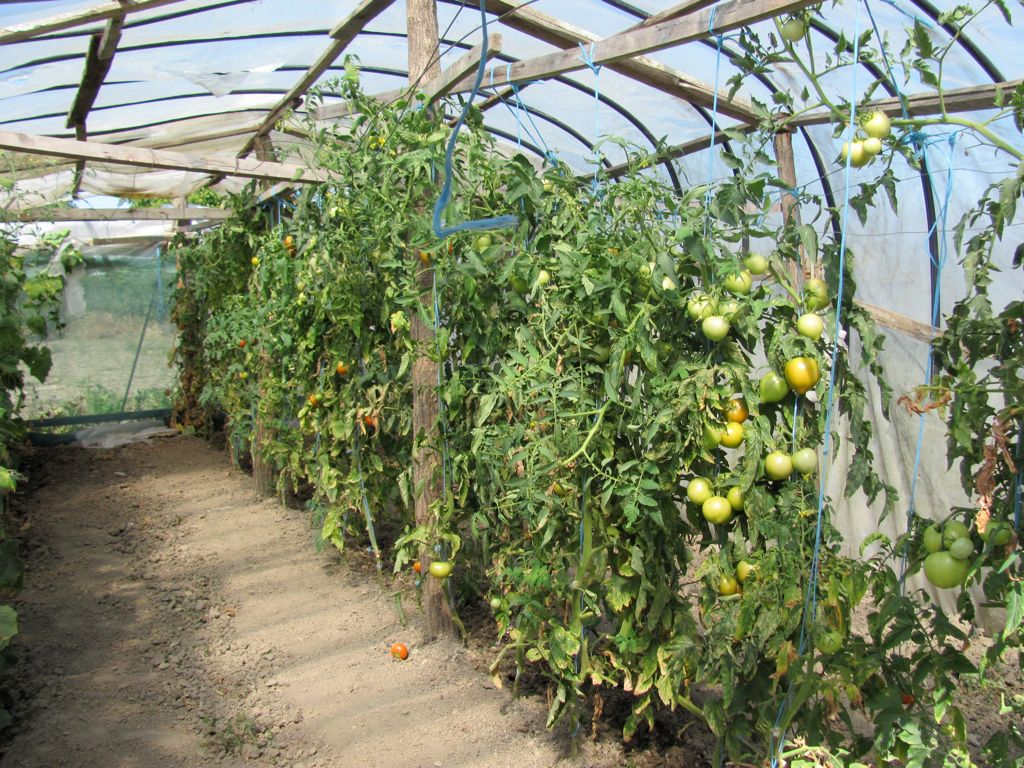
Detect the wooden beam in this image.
<box><xmin>314</xmin><ymin>33</ymin><xmax>502</xmax><ymax>121</ymax></box>
<box><xmin>9</xmin><ymin>207</ymin><xmax>233</xmax><ymax>222</ymax></box>
<box><xmin>84</xmin><ymin>235</ymin><xmax>174</xmax><ymax>246</ymax></box>
<box><xmin>773</xmin><ymin>129</ymin><xmax>806</xmax><ymax>286</ymax></box>
<box><xmin>790</xmin><ymin>78</ymin><xmax>1024</xmax><ymax>125</ymax></box>
<box><xmin>634</xmin><ymin>0</ymin><xmax>720</xmax><ymax>28</ymax></box>
<box><xmin>855</xmin><ymin>300</ymin><xmax>939</xmax><ymax>343</ymax></box>
<box><xmin>479</xmin><ymin>0</ymin><xmax>759</xmax><ymax>122</ymax></box>
<box><xmin>454</xmin><ymin>0</ymin><xmax>816</xmax><ymax>98</ymax></box>
<box><xmin>598</xmin><ymin>128</ymin><xmax>734</xmax><ymax>179</ymax></box>
<box><xmin>97</xmin><ymin>14</ymin><xmax>123</xmax><ymax>60</ymax></box>
<box><xmin>236</xmin><ymin>0</ymin><xmax>396</xmax><ymax>158</ymax></box>
<box><xmin>67</xmin><ymin>23</ymin><xmax>123</xmax><ymax>128</ymax></box>
<box><xmin>0</xmin><ymin>0</ymin><xmax>188</xmax><ymax>45</ymax></box>
<box><xmin>0</xmin><ymin>130</ymin><xmax>328</xmax><ymax>184</ymax></box>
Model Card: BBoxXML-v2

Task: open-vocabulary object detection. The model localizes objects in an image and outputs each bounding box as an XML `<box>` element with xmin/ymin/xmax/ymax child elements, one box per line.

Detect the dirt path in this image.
<box><xmin>1</xmin><ymin>435</ymin><xmax>624</xmax><ymax>768</ymax></box>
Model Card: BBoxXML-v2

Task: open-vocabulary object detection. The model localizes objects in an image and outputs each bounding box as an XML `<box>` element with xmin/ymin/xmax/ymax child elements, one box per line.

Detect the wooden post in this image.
<box><xmin>408</xmin><ymin>0</ymin><xmax>455</xmax><ymax>639</ymax></box>
<box><xmin>773</xmin><ymin>127</ymin><xmax>809</xmax><ymax>286</ymax></box>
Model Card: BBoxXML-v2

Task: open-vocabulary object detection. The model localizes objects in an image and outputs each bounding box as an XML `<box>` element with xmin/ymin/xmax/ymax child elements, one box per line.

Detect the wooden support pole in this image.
<box><xmin>408</xmin><ymin>0</ymin><xmax>454</xmax><ymax>641</ymax></box>
<box><xmin>772</xmin><ymin>127</ymin><xmax>808</xmax><ymax>287</ymax></box>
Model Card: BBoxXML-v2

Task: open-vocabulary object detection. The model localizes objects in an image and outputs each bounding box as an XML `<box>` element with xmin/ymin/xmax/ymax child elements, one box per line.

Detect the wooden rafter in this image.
<box><xmin>235</xmin><ymin>0</ymin><xmax>396</xmax><ymax>158</ymax></box>
<box><xmin>632</xmin><ymin>0</ymin><xmax>720</xmax><ymax>28</ymax></box>
<box><xmin>9</xmin><ymin>207</ymin><xmax>233</xmax><ymax>222</ymax></box>
<box><xmin>451</xmin><ymin>0</ymin><xmax>818</xmax><ymax>97</ymax></box>
<box><xmin>791</xmin><ymin>78</ymin><xmax>1024</xmax><ymax>125</ymax></box>
<box><xmin>0</xmin><ymin>130</ymin><xmax>327</xmax><ymax>184</ymax></box>
<box><xmin>67</xmin><ymin>13</ymin><xmax>126</xmax><ymax>198</ymax></box>
<box><xmin>314</xmin><ymin>33</ymin><xmax>503</xmax><ymax>121</ymax></box>
<box><xmin>479</xmin><ymin>0</ymin><xmax>759</xmax><ymax>122</ymax></box>
<box><xmin>0</xmin><ymin>0</ymin><xmax>189</xmax><ymax>45</ymax></box>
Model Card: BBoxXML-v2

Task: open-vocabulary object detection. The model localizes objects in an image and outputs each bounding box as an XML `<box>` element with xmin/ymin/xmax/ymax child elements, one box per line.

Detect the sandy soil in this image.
<box><xmin>0</xmin><ymin>435</ymin><xmax>627</xmax><ymax>768</ymax></box>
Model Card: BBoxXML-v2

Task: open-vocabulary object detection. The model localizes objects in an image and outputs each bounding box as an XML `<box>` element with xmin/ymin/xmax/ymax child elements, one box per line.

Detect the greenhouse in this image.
<box><xmin>0</xmin><ymin>0</ymin><xmax>1021</xmax><ymax>766</ymax></box>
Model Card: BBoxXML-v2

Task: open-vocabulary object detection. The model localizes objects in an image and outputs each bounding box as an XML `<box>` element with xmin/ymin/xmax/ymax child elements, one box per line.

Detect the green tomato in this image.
<box><xmin>780</xmin><ymin>16</ymin><xmax>806</xmax><ymax>42</ymax></box>
<box><xmin>686</xmin><ymin>477</ymin><xmax>713</xmax><ymax>505</ymax></box>
<box><xmin>509</xmin><ymin>275</ymin><xmax>528</xmax><ymax>295</ymax></box>
<box><xmin>942</xmin><ymin>519</ymin><xmax>970</xmax><ymax>549</ymax></box>
<box><xmin>980</xmin><ymin>520</ymin><xmax>1013</xmax><ymax>546</ymax></box>
<box><xmin>815</xmin><ymin>628</ymin><xmax>844</xmax><ymax>655</ymax></box>
<box><xmin>702</xmin><ymin>424</ymin><xmax>722</xmax><ymax>450</ymax></box>
<box><xmin>489</xmin><ymin>596</ymin><xmax>502</xmax><ymax>610</ymax></box>
<box><xmin>726</xmin><ymin>486</ymin><xmax>744</xmax><ymax>512</ymax></box>
<box><xmin>719</xmin><ymin>298</ymin><xmax>741</xmax><ymax>319</ymax></box>
<box><xmin>723</xmin><ymin>270</ymin><xmax>753</xmax><ymax>296</ymax></box>
<box><xmin>840</xmin><ymin>141</ymin><xmax>871</xmax><ymax>168</ymax></box>
<box><xmin>949</xmin><ymin>536</ymin><xmax>975</xmax><ymax>561</ymax></box>
<box><xmin>796</xmin><ymin>312</ymin><xmax>824</xmax><ymax>340</ymax></box>
<box><xmin>861</xmin><ymin>136</ymin><xmax>883</xmax><ymax>157</ymax></box>
<box><xmin>764</xmin><ymin>451</ymin><xmax>793</xmax><ymax>481</ymax></box>
<box><xmin>686</xmin><ymin>293</ymin><xmax>717</xmax><ymax>321</ymax></box>
<box><xmin>863</xmin><ymin>110</ymin><xmax>892</xmax><ymax>140</ymax></box>
<box><xmin>743</xmin><ymin>253</ymin><xmax>769</xmax><ymax>276</ymax></box>
<box><xmin>702</xmin><ymin>495</ymin><xmax>733</xmax><ymax>525</ymax></box>
<box><xmin>923</xmin><ymin>551</ymin><xmax>969</xmax><ymax>589</ymax></box>
<box><xmin>535</xmin><ymin>269</ymin><xmax>551</xmax><ymax>287</ymax></box>
<box><xmin>429</xmin><ymin>560</ymin><xmax>453</xmax><ymax>579</ymax></box>
<box><xmin>475</xmin><ymin>234</ymin><xmax>493</xmax><ymax>250</ymax></box>
<box><xmin>701</xmin><ymin>315</ymin><xmax>730</xmax><ymax>342</ymax></box>
<box><xmin>758</xmin><ymin>372</ymin><xmax>789</xmax><ymax>403</ymax></box>
<box><xmin>717</xmin><ymin>574</ymin><xmax>740</xmax><ymax>596</ymax></box>
<box><xmin>720</xmin><ymin>421</ymin><xmax>744</xmax><ymax>448</ymax></box>
<box><xmin>735</xmin><ymin>560</ymin><xmax>754</xmax><ymax>584</ymax></box>
<box><xmin>661</xmin><ymin>275</ymin><xmax>677</xmax><ymax>292</ymax></box>
<box><xmin>922</xmin><ymin>524</ymin><xmax>943</xmax><ymax>554</ymax></box>
<box><xmin>804</xmin><ymin>278</ymin><xmax>829</xmax><ymax>310</ymax></box>
<box><xmin>791</xmin><ymin>447</ymin><xmax>818</xmax><ymax>476</ymax></box>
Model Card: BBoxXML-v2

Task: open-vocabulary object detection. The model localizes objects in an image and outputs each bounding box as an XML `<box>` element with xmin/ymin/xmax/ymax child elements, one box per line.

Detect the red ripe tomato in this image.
<box><xmin>390</xmin><ymin>642</ymin><xmax>409</xmax><ymax>660</ymax></box>
<box><xmin>237</xmin><ymin>339</ymin><xmax>247</xmax><ymax>348</ymax></box>
<box><xmin>902</xmin><ymin>693</ymin><xmax>915</xmax><ymax>706</ymax></box>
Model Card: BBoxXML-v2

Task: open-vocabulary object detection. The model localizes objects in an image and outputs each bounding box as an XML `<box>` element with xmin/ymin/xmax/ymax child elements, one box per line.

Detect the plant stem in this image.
<box><xmin>561</xmin><ymin>400</ymin><xmax>611</xmax><ymax>467</ymax></box>
<box><xmin>892</xmin><ymin>116</ymin><xmax>1024</xmax><ymax>162</ymax></box>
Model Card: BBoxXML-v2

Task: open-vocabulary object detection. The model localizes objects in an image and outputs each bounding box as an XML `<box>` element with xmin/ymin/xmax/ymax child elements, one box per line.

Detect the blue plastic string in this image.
<box><xmin>702</xmin><ymin>8</ymin><xmax>723</xmax><ymax>240</ymax></box>
<box><xmin>576</xmin><ymin>42</ymin><xmax>603</xmax><ymax>191</ymax></box>
<box><xmin>897</xmin><ymin>131</ymin><xmax>960</xmax><ymax>588</ymax></box>
<box><xmin>770</xmin><ymin>3</ymin><xmax>863</xmax><ymax>764</ymax></box>
<box><xmin>432</xmin><ymin>0</ymin><xmax>518</xmax><ymax>238</ymax></box>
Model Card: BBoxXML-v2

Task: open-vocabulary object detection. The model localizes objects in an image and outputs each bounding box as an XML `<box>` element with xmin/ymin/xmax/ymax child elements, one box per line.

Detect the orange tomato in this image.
<box><xmin>362</xmin><ymin>414</ymin><xmax>378</xmax><ymax>434</ymax></box>
<box><xmin>725</xmin><ymin>397</ymin><xmax>748</xmax><ymax>423</ymax></box>
<box><xmin>418</xmin><ymin>250</ymin><xmax>431</xmax><ymax>265</ymax></box>
<box><xmin>412</xmin><ymin>561</ymin><xmax>422</xmax><ymax>574</ymax></box>
<box><xmin>283</xmin><ymin>235</ymin><xmax>294</xmax><ymax>249</ymax></box>
<box><xmin>307</xmin><ymin>393</ymin><xmax>321</xmax><ymax>407</ymax></box>
<box><xmin>390</xmin><ymin>642</ymin><xmax>409</xmax><ymax>661</ymax></box>
<box><xmin>237</xmin><ymin>339</ymin><xmax>246</xmax><ymax>349</ymax></box>
<box><xmin>335</xmin><ymin>361</ymin><xmax>349</xmax><ymax>376</ymax></box>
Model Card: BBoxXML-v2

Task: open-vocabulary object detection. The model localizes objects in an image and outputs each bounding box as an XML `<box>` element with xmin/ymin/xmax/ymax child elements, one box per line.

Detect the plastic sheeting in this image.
<box><xmin>1</xmin><ymin>1</ymin><xmax>1023</xmax><ymax>613</ymax></box>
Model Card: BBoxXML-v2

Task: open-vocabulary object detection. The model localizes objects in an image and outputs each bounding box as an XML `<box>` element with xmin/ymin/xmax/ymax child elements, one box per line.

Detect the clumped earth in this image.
<box><xmin>0</xmin><ymin>434</ymin><xmax>637</xmax><ymax>768</ymax></box>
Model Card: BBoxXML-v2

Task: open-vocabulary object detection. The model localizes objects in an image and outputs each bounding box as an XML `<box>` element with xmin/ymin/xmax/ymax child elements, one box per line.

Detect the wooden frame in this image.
<box><xmin>314</xmin><ymin>33</ymin><xmax>503</xmax><ymax>121</ymax></box>
<box><xmin>0</xmin><ymin>130</ymin><xmax>327</xmax><ymax>184</ymax></box>
<box><xmin>9</xmin><ymin>207</ymin><xmax>233</xmax><ymax>223</ymax></box>
<box><xmin>0</xmin><ymin>0</ymin><xmax>189</xmax><ymax>45</ymax></box>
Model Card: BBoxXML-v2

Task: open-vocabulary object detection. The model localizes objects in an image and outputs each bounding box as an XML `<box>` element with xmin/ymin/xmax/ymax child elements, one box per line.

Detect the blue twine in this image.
<box><xmin>576</xmin><ymin>42</ymin><xmax>603</xmax><ymax>190</ymax></box>
<box><xmin>432</xmin><ymin>0</ymin><xmax>518</xmax><ymax>238</ymax></box>
<box><xmin>770</xmin><ymin>3</ymin><xmax>863</xmax><ymax>764</ymax></box>
<box><xmin>702</xmin><ymin>8</ymin><xmax>723</xmax><ymax>239</ymax></box>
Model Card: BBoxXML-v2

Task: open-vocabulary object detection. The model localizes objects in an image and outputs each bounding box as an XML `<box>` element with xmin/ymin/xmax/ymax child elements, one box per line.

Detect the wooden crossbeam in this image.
<box><xmin>9</xmin><ymin>207</ymin><xmax>233</xmax><ymax>222</ymax></box>
<box><xmin>480</xmin><ymin>0</ymin><xmax>758</xmax><ymax>122</ymax></box>
<box><xmin>314</xmin><ymin>33</ymin><xmax>502</xmax><ymax>121</ymax></box>
<box><xmin>236</xmin><ymin>0</ymin><xmax>396</xmax><ymax>158</ymax></box>
<box><xmin>634</xmin><ymin>0</ymin><xmax>720</xmax><ymax>28</ymax></box>
<box><xmin>0</xmin><ymin>130</ymin><xmax>327</xmax><ymax>184</ymax></box>
<box><xmin>453</xmin><ymin>0</ymin><xmax>816</xmax><ymax>98</ymax></box>
<box><xmin>791</xmin><ymin>78</ymin><xmax>1024</xmax><ymax>125</ymax></box>
<box><xmin>0</xmin><ymin>0</ymin><xmax>188</xmax><ymax>45</ymax></box>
